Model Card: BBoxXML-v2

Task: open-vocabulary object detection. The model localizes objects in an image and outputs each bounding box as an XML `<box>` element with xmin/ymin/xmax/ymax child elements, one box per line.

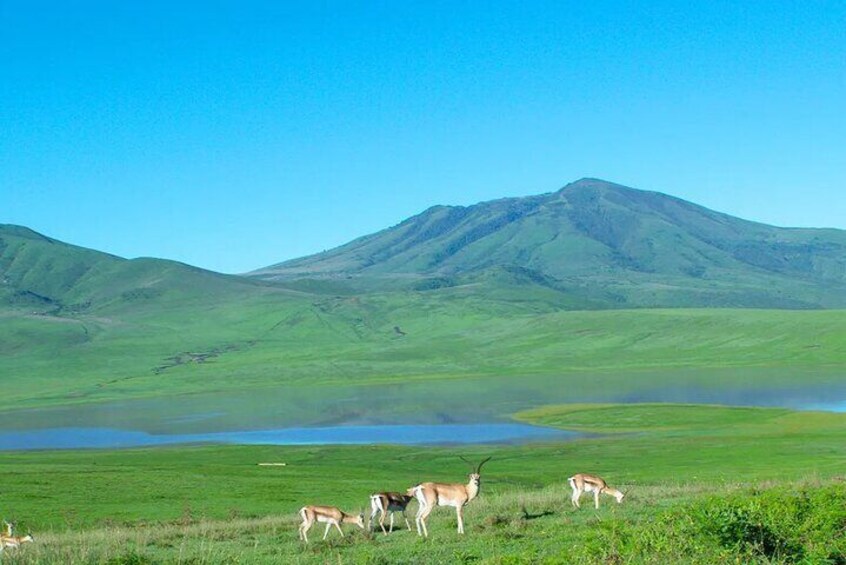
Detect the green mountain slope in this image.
<box><xmin>0</xmin><ymin>224</ymin><xmax>277</xmax><ymax>315</ymax></box>
<box><xmin>249</xmin><ymin>179</ymin><xmax>846</xmax><ymax>308</ymax></box>
<box><xmin>1</xmin><ymin>224</ymin><xmax>843</xmax><ymax>406</ymax></box>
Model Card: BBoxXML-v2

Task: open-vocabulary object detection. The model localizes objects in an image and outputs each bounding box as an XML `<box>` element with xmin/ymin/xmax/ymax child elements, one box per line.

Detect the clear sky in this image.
<box><xmin>2</xmin><ymin>1</ymin><xmax>844</xmax><ymax>274</ymax></box>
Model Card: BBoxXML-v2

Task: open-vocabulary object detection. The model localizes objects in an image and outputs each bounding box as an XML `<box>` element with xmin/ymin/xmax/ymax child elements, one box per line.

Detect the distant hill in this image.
<box><xmin>0</xmin><ymin>224</ymin><xmax>269</xmax><ymax>315</ymax></box>
<box><xmin>249</xmin><ymin>179</ymin><xmax>846</xmax><ymax>308</ymax></box>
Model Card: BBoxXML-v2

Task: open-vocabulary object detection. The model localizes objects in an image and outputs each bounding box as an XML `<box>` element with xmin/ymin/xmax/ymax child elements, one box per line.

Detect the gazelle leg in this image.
<box><xmin>572</xmin><ymin>490</ymin><xmax>581</xmax><ymax>509</ymax></box>
<box><xmin>379</xmin><ymin>509</ymin><xmax>388</xmax><ymax>535</ymax></box>
<box><xmin>323</xmin><ymin>522</ymin><xmax>332</xmax><ymax>540</ymax></box>
<box><xmin>417</xmin><ymin>504</ymin><xmax>432</xmax><ymax>538</ymax></box>
<box><xmin>456</xmin><ymin>506</ymin><xmax>465</xmax><ymax>534</ymax></box>
<box><xmin>335</xmin><ymin>522</ymin><xmax>344</xmax><ymax>537</ymax></box>
<box><xmin>389</xmin><ymin>512</ymin><xmax>395</xmax><ymax>533</ymax></box>
<box><xmin>370</xmin><ymin>506</ymin><xmax>380</xmax><ymax>532</ymax></box>
<box><xmin>415</xmin><ymin>503</ymin><xmax>425</xmax><ymax>536</ymax></box>
<box><xmin>594</xmin><ymin>491</ymin><xmax>600</xmax><ymax>509</ymax></box>
<box><xmin>403</xmin><ymin>510</ymin><xmax>412</xmax><ymax>531</ymax></box>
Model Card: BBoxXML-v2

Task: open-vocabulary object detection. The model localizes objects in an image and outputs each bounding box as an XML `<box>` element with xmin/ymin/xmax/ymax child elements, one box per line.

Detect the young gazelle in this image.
<box><xmin>369</xmin><ymin>490</ymin><xmax>415</xmax><ymax>535</ymax></box>
<box><xmin>412</xmin><ymin>456</ymin><xmax>492</xmax><ymax>537</ymax></box>
<box><xmin>568</xmin><ymin>473</ymin><xmax>625</xmax><ymax>509</ymax></box>
<box><xmin>0</xmin><ymin>520</ymin><xmax>32</xmax><ymax>550</ymax></box>
<box><xmin>0</xmin><ymin>531</ymin><xmax>34</xmax><ymax>550</ymax></box>
<box><xmin>297</xmin><ymin>505</ymin><xmax>364</xmax><ymax>543</ymax></box>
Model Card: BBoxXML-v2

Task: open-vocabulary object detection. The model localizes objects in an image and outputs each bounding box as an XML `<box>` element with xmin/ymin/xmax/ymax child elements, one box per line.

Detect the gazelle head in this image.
<box><xmin>460</xmin><ymin>456</ymin><xmax>492</xmax><ymax>486</ymax></box>
<box><xmin>354</xmin><ymin>511</ymin><xmax>365</xmax><ymax>530</ymax></box>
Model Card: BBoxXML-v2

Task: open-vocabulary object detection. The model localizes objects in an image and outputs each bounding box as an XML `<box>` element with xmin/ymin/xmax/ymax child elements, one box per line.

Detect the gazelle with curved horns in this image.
<box><xmin>567</xmin><ymin>473</ymin><xmax>626</xmax><ymax>509</ymax></box>
<box><xmin>297</xmin><ymin>505</ymin><xmax>364</xmax><ymax>543</ymax></box>
<box><xmin>411</xmin><ymin>456</ymin><xmax>492</xmax><ymax>537</ymax></box>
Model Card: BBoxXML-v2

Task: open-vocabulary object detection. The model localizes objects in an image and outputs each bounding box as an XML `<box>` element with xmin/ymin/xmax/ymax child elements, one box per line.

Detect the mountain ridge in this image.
<box><xmin>0</xmin><ymin>223</ymin><xmax>272</xmax><ymax>315</ymax></box>
<box><xmin>4</xmin><ymin>178</ymin><xmax>846</xmax><ymax>310</ymax></box>
<box><xmin>245</xmin><ymin>179</ymin><xmax>846</xmax><ymax>308</ymax></box>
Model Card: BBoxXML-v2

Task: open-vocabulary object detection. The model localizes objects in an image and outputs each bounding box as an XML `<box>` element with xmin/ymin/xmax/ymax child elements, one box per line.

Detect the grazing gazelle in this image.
<box><xmin>568</xmin><ymin>473</ymin><xmax>625</xmax><ymax>509</ymax></box>
<box><xmin>297</xmin><ymin>505</ymin><xmax>364</xmax><ymax>543</ymax></box>
<box><xmin>0</xmin><ymin>520</ymin><xmax>32</xmax><ymax>550</ymax></box>
<box><xmin>370</xmin><ymin>490</ymin><xmax>415</xmax><ymax>535</ymax></box>
<box><xmin>0</xmin><ymin>532</ymin><xmax>34</xmax><ymax>550</ymax></box>
<box><xmin>412</xmin><ymin>456</ymin><xmax>492</xmax><ymax>537</ymax></box>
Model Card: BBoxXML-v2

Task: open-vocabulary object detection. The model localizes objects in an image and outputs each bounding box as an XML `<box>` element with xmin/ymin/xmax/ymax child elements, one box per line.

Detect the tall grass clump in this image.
<box><xmin>573</xmin><ymin>482</ymin><xmax>846</xmax><ymax>564</ymax></box>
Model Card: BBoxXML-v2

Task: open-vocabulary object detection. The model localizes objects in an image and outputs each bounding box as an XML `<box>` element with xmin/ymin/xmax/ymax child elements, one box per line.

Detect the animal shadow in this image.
<box><xmin>520</xmin><ymin>506</ymin><xmax>555</xmax><ymax>521</ymax></box>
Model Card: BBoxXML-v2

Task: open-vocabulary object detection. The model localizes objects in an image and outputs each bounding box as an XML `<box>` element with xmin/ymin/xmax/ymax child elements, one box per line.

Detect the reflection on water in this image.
<box><xmin>0</xmin><ymin>423</ymin><xmax>579</xmax><ymax>451</ymax></box>
<box><xmin>0</xmin><ymin>367</ymin><xmax>842</xmax><ymax>449</ymax></box>
<box><xmin>801</xmin><ymin>400</ymin><xmax>846</xmax><ymax>412</ymax></box>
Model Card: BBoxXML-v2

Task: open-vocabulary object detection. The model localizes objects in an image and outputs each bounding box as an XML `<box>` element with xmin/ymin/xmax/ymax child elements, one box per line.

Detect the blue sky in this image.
<box><xmin>3</xmin><ymin>1</ymin><xmax>844</xmax><ymax>273</ymax></box>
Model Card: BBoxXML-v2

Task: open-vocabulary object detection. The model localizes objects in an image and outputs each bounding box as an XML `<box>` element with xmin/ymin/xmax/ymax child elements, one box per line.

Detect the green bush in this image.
<box><xmin>570</xmin><ymin>483</ymin><xmax>846</xmax><ymax>564</ymax></box>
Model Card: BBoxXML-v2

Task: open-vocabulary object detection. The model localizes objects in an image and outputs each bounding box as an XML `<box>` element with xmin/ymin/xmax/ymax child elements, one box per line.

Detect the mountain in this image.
<box><xmin>2</xmin><ymin>195</ymin><xmax>845</xmax><ymax>412</ymax></box>
<box><xmin>0</xmin><ymin>224</ymin><xmax>271</xmax><ymax>315</ymax></box>
<box><xmin>249</xmin><ymin>179</ymin><xmax>846</xmax><ymax>308</ymax></box>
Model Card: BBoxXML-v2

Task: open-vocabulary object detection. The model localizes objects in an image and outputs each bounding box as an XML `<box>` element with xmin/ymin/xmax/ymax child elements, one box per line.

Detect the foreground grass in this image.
<box><xmin>3</xmin><ymin>480</ymin><xmax>844</xmax><ymax>564</ymax></box>
<box><xmin>0</xmin><ymin>404</ymin><xmax>844</xmax><ymax>563</ymax></box>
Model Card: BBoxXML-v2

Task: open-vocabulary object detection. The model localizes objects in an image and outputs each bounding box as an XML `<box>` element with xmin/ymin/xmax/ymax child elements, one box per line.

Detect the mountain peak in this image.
<box><xmin>558</xmin><ymin>177</ymin><xmax>648</xmax><ymax>196</ymax></box>
<box><xmin>248</xmin><ymin>179</ymin><xmax>846</xmax><ymax>309</ymax></box>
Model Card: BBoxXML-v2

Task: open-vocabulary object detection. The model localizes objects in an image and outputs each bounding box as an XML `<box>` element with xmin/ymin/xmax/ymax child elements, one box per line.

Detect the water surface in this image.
<box><xmin>0</xmin><ymin>367</ymin><xmax>842</xmax><ymax>450</ymax></box>
<box><xmin>0</xmin><ymin>423</ymin><xmax>578</xmax><ymax>451</ymax></box>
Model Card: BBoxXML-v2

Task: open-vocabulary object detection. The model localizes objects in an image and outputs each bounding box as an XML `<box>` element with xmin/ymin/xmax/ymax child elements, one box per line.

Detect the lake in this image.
<box><xmin>0</xmin><ymin>367</ymin><xmax>842</xmax><ymax>450</ymax></box>
<box><xmin>0</xmin><ymin>423</ymin><xmax>579</xmax><ymax>451</ymax></box>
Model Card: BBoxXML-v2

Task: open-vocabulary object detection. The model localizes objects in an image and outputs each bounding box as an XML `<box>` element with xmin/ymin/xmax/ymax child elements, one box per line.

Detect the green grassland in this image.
<box><xmin>1</xmin><ymin>404</ymin><xmax>844</xmax><ymax>563</ymax></box>
<box><xmin>3</xmin><ymin>225</ymin><xmax>846</xmax><ymax>414</ymax></box>
<box><xmin>3</xmin><ymin>302</ymin><xmax>845</xmax><ymax>413</ymax></box>
<box><xmin>3</xmin><ymin>225</ymin><xmax>846</xmax><ymax>563</ymax></box>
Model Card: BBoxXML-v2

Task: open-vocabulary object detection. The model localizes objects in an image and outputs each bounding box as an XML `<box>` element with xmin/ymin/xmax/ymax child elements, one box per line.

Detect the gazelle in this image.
<box><xmin>0</xmin><ymin>533</ymin><xmax>34</xmax><ymax>550</ymax></box>
<box><xmin>0</xmin><ymin>520</ymin><xmax>32</xmax><ymax>550</ymax></box>
<box><xmin>297</xmin><ymin>505</ymin><xmax>364</xmax><ymax>543</ymax></box>
<box><xmin>412</xmin><ymin>456</ymin><xmax>491</xmax><ymax>537</ymax></box>
<box><xmin>369</xmin><ymin>490</ymin><xmax>415</xmax><ymax>535</ymax></box>
<box><xmin>568</xmin><ymin>473</ymin><xmax>625</xmax><ymax>509</ymax></box>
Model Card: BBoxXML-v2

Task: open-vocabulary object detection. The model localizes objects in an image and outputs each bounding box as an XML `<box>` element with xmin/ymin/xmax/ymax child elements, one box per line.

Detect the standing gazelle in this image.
<box><xmin>412</xmin><ymin>456</ymin><xmax>492</xmax><ymax>537</ymax></box>
<box><xmin>297</xmin><ymin>505</ymin><xmax>364</xmax><ymax>543</ymax></box>
<box><xmin>370</xmin><ymin>490</ymin><xmax>415</xmax><ymax>535</ymax></box>
<box><xmin>568</xmin><ymin>473</ymin><xmax>625</xmax><ymax>509</ymax></box>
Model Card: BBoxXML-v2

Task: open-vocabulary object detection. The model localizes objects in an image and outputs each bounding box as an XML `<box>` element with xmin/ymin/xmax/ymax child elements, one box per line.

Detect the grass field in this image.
<box><xmin>3</xmin><ymin>304</ymin><xmax>845</xmax><ymax>414</ymax></box>
<box><xmin>1</xmin><ymin>404</ymin><xmax>844</xmax><ymax>563</ymax></box>
<box><xmin>4</xmin><ymin>229</ymin><xmax>846</xmax><ymax>562</ymax></box>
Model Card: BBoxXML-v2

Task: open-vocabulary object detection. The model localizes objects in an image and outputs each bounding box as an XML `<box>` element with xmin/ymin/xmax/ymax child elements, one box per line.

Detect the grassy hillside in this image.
<box><xmin>1</xmin><ymin>404</ymin><xmax>844</xmax><ymax>563</ymax></box>
<box><xmin>3</xmin><ymin>218</ymin><xmax>845</xmax><ymax>413</ymax></box>
<box><xmin>250</xmin><ymin>179</ymin><xmax>846</xmax><ymax>309</ymax></box>
<box><xmin>2</xmin><ymin>296</ymin><xmax>844</xmax><ymax>412</ymax></box>
<box><xmin>0</xmin><ymin>224</ymin><xmax>279</xmax><ymax>313</ymax></box>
